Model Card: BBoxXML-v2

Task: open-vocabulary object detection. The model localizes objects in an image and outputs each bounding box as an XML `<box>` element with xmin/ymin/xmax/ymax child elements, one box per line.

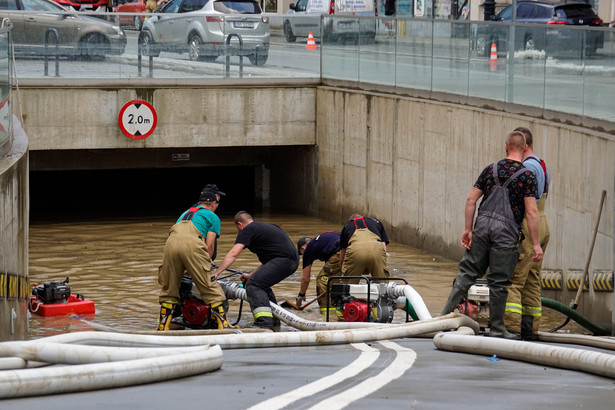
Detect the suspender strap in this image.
<box><xmin>181</xmin><ymin>206</ymin><xmax>202</xmax><ymax>221</ymax></box>
<box><xmin>492</xmin><ymin>162</ymin><xmax>528</xmax><ymax>188</ymax></box>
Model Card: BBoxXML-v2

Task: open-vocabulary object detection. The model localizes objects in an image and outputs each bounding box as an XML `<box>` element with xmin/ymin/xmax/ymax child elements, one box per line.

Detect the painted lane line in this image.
<box><xmin>306</xmin><ymin>340</ymin><xmax>417</xmax><ymax>410</ymax></box>
<box><xmin>247</xmin><ymin>343</ymin><xmax>380</xmax><ymax>410</ymax></box>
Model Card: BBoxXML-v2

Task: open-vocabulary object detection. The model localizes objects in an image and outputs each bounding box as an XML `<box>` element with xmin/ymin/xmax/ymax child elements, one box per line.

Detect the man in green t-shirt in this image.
<box><xmin>157</xmin><ymin>184</ymin><xmax>236</xmax><ymax>331</ymax></box>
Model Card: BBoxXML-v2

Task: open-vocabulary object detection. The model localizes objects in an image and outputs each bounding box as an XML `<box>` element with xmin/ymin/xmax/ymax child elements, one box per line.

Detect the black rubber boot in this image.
<box><xmin>253</xmin><ymin>317</ymin><xmax>275</xmax><ymax>330</ymax></box>
<box><xmin>441</xmin><ymin>285</ymin><xmax>468</xmax><ymax>315</ymax></box>
<box><xmin>488</xmin><ymin>297</ymin><xmax>521</xmax><ymax>340</ymax></box>
<box><xmin>521</xmin><ymin>315</ymin><xmax>538</xmax><ymax>341</ymax></box>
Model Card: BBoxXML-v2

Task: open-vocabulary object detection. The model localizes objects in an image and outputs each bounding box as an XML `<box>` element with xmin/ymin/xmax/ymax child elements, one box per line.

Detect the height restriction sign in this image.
<box><xmin>118</xmin><ymin>100</ymin><xmax>157</xmax><ymax>140</ymax></box>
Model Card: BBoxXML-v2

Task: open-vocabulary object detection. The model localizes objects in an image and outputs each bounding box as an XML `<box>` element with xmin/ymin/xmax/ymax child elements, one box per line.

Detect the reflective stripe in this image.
<box><xmin>319</xmin><ymin>307</ymin><xmax>338</xmax><ymax>314</ymax></box>
<box><xmin>253</xmin><ymin>308</ymin><xmax>273</xmax><ymax>319</ymax></box>
<box><xmin>505</xmin><ymin>303</ymin><xmax>522</xmax><ymax>314</ymax></box>
<box><xmin>522</xmin><ymin>305</ymin><xmax>542</xmax><ymax>317</ymax></box>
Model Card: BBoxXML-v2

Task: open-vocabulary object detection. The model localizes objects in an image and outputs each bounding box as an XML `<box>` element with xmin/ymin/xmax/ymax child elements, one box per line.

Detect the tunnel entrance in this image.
<box><xmin>29</xmin><ymin>145</ymin><xmax>317</xmax><ymax>222</ymax></box>
<box><xmin>29</xmin><ymin>166</ymin><xmax>256</xmax><ymax>222</ymax></box>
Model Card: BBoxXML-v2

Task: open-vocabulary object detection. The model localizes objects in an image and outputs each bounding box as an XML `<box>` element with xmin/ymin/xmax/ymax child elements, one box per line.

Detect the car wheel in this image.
<box><xmin>283</xmin><ymin>20</ymin><xmax>296</xmax><ymax>43</ymax></box>
<box><xmin>139</xmin><ymin>30</ymin><xmax>159</xmax><ymax>57</ymax></box>
<box><xmin>79</xmin><ymin>33</ymin><xmax>109</xmax><ymax>61</ymax></box>
<box><xmin>188</xmin><ymin>33</ymin><xmax>203</xmax><ymax>61</ymax></box>
<box><xmin>134</xmin><ymin>15</ymin><xmax>142</xmax><ymax>31</ymax></box>
<box><xmin>475</xmin><ymin>35</ymin><xmax>487</xmax><ymax>57</ymax></box>
<box><xmin>248</xmin><ymin>51</ymin><xmax>268</xmax><ymax>66</ymax></box>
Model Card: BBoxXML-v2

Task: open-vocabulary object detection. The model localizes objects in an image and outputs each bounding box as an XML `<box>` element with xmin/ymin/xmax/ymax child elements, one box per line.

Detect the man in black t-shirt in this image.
<box><xmin>214</xmin><ymin>211</ymin><xmax>299</xmax><ymax>330</ymax></box>
<box><xmin>440</xmin><ymin>131</ymin><xmax>543</xmax><ymax>340</ymax></box>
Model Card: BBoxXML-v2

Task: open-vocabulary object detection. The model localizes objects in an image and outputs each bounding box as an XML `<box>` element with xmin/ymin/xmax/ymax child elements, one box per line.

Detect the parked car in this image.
<box><xmin>474</xmin><ymin>1</ymin><xmax>604</xmax><ymax>57</ymax></box>
<box><xmin>1</xmin><ymin>0</ymin><xmax>127</xmax><ymax>59</ymax></box>
<box><xmin>114</xmin><ymin>0</ymin><xmax>146</xmax><ymax>30</ymax></box>
<box><xmin>53</xmin><ymin>0</ymin><xmax>111</xmax><ymax>12</ymax></box>
<box><xmin>283</xmin><ymin>0</ymin><xmax>376</xmax><ymax>43</ymax></box>
<box><xmin>139</xmin><ymin>0</ymin><xmax>270</xmax><ymax>66</ymax></box>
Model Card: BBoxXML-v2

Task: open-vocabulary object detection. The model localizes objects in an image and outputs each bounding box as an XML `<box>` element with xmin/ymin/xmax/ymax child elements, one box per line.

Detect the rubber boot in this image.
<box><xmin>253</xmin><ymin>316</ymin><xmax>275</xmax><ymax>330</ymax></box>
<box><xmin>441</xmin><ymin>285</ymin><xmax>468</xmax><ymax>315</ymax></box>
<box><xmin>521</xmin><ymin>315</ymin><xmax>538</xmax><ymax>341</ymax></box>
<box><xmin>157</xmin><ymin>300</ymin><xmax>177</xmax><ymax>331</ymax></box>
<box><xmin>211</xmin><ymin>301</ymin><xmax>238</xmax><ymax>330</ymax></box>
<box><xmin>272</xmin><ymin>317</ymin><xmax>281</xmax><ymax>332</ymax></box>
<box><xmin>488</xmin><ymin>297</ymin><xmax>521</xmax><ymax>340</ymax></box>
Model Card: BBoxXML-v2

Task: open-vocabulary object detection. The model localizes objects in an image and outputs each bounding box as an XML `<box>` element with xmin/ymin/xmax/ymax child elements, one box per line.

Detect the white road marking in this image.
<box><xmin>246</xmin><ymin>343</ymin><xmax>380</xmax><ymax>410</ymax></box>
<box><xmin>306</xmin><ymin>340</ymin><xmax>417</xmax><ymax>410</ymax></box>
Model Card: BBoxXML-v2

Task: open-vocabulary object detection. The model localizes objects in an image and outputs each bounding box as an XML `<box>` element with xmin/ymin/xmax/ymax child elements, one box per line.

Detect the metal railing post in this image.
<box><xmin>225</xmin><ymin>33</ymin><xmax>243</xmax><ymax>78</ymax></box>
<box><xmin>44</xmin><ymin>28</ymin><xmax>59</xmax><ymax>77</ymax></box>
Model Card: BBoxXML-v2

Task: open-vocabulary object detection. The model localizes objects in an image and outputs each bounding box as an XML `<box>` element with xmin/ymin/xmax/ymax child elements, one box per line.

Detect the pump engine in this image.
<box><xmin>330</xmin><ymin>283</ymin><xmax>398</xmax><ymax>323</ymax></box>
<box><xmin>174</xmin><ymin>276</ymin><xmax>217</xmax><ymax>329</ymax></box>
<box><xmin>32</xmin><ymin>277</ymin><xmax>71</xmax><ymax>304</ymax></box>
<box><xmin>458</xmin><ymin>279</ymin><xmax>490</xmax><ymax>322</ymax></box>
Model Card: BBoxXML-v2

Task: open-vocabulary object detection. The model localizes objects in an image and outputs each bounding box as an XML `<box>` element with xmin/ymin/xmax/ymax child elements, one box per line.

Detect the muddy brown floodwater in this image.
<box><xmin>28</xmin><ymin>214</ymin><xmax>584</xmax><ymax>338</ymax></box>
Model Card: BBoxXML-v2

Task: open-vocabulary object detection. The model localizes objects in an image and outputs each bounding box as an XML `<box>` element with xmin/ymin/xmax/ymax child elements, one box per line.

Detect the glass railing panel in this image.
<box><xmin>395</xmin><ymin>18</ymin><xmax>432</xmax><ymax>91</ymax></box>
<box><xmin>582</xmin><ymin>29</ymin><xmax>615</xmax><ymax>122</ymax></box>
<box><xmin>357</xmin><ymin>18</ymin><xmax>395</xmax><ymax>86</ymax></box>
<box><xmin>504</xmin><ymin>24</ymin><xmax>547</xmax><ymax>109</ymax></box>
<box><xmin>431</xmin><ymin>20</ymin><xmax>470</xmax><ymax>96</ymax></box>
<box><xmin>543</xmin><ymin>27</ymin><xmax>585</xmax><ymax>116</ymax></box>
<box><xmin>468</xmin><ymin>21</ymin><xmax>508</xmax><ymax>102</ymax></box>
<box><xmin>0</xmin><ymin>28</ymin><xmax>10</xmax><ymax>155</ymax></box>
<box><xmin>321</xmin><ymin>16</ymin><xmax>359</xmax><ymax>82</ymax></box>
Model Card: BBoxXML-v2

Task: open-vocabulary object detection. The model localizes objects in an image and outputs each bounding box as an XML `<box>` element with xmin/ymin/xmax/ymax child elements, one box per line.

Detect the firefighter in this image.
<box><xmin>505</xmin><ymin>127</ymin><xmax>551</xmax><ymax>340</ymax></box>
<box><xmin>157</xmin><ymin>184</ymin><xmax>236</xmax><ymax>331</ymax></box>
<box><xmin>296</xmin><ymin>232</ymin><xmax>342</xmax><ymax>315</ymax></box>
<box><xmin>339</xmin><ymin>214</ymin><xmax>390</xmax><ymax>281</ymax></box>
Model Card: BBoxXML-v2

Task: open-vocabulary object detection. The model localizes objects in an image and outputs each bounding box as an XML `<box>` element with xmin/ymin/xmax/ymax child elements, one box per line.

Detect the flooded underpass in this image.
<box><xmin>28</xmin><ymin>214</ymin><xmax>587</xmax><ymax>338</ymax></box>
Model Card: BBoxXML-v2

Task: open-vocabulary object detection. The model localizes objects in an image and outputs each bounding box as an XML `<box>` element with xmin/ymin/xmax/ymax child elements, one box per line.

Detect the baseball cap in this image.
<box><xmin>199</xmin><ymin>184</ymin><xmax>225</xmax><ymax>202</ymax></box>
<box><xmin>201</xmin><ymin>184</ymin><xmax>226</xmax><ymax>196</ymax></box>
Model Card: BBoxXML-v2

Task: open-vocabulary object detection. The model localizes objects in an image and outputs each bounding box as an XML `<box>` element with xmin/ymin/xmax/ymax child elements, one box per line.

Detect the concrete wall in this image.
<box><xmin>19</xmin><ymin>81</ymin><xmax>317</xmax><ymax>151</ymax></box>
<box><xmin>316</xmin><ymin>86</ymin><xmax>615</xmax><ymax>329</ymax></box>
<box><xmin>16</xmin><ymin>81</ymin><xmax>615</xmax><ymax>330</ymax></box>
<box><xmin>0</xmin><ymin>116</ymin><xmax>29</xmax><ymax>342</ymax></box>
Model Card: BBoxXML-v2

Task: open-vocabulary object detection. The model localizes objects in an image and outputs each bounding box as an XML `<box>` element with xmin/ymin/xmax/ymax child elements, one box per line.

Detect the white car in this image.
<box><xmin>283</xmin><ymin>0</ymin><xmax>376</xmax><ymax>43</ymax></box>
<box><xmin>140</xmin><ymin>0</ymin><xmax>270</xmax><ymax>65</ymax></box>
<box><xmin>0</xmin><ymin>0</ymin><xmax>126</xmax><ymax>59</ymax></box>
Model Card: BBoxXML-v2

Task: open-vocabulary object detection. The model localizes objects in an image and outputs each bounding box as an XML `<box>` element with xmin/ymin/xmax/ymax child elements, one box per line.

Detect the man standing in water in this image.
<box><xmin>214</xmin><ymin>211</ymin><xmax>299</xmax><ymax>330</ymax></box>
<box><xmin>157</xmin><ymin>184</ymin><xmax>236</xmax><ymax>331</ymax></box>
<box><xmin>505</xmin><ymin>127</ymin><xmax>551</xmax><ymax>340</ymax></box>
<box><xmin>441</xmin><ymin>131</ymin><xmax>543</xmax><ymax>339</ymax></box>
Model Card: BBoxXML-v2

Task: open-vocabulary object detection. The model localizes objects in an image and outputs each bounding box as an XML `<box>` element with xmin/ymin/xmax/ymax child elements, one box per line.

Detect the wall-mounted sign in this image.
<box><xmin>118</xmin><ymin>100</ymin><xmax>157</xmax><ymax>140</ymax></box>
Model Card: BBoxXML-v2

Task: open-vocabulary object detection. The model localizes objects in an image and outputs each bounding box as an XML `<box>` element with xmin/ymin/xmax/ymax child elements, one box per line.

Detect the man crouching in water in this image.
<box><xmin>157</xmin><ymin>184</ymin><xmax>236</xmax><ymax>331</ymax></box>
<box><xmin>214</xmin><ymin>211</ymin><xmax>299</xmax><ymax>330</ymax></box>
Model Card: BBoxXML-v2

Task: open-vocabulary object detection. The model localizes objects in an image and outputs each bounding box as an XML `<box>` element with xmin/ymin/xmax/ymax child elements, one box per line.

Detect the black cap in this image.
<box><xmin>199</xmin><ymin>184</ymin><xmax>226</xmax><ymax>202</ymax></box>
<box><xmin>202</xmin><ymin>184</ymin><xmax>226</xmax><ymax>196</ymax></box>
<box><xmin>297</xmin><ymin>236</ymin><xmax>311</xmax><ymax>253</ymax></box>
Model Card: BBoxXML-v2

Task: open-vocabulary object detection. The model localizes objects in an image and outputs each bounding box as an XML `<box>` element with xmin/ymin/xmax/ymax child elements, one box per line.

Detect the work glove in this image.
<box><xmin>296</xmin><ymin>294</ymin><xmax>306</xmax><ymax>309</ymax></box>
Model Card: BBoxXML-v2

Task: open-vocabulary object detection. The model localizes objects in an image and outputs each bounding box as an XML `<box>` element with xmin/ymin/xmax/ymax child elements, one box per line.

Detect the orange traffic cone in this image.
<box><xmin>306</xmin><ymin>32</ymin><xmax>317</xmax><ymax>50</ymax></box>
<box><xmin>489</xmin><ymin>42</ymin><xmax>498</xmax><ymax>71</ymax></box>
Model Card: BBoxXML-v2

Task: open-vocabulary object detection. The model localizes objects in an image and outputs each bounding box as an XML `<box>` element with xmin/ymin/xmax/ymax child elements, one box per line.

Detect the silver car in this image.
<box><xmin>0</xmin><ymin>0</ymin><xmax>126</xmax><ymax>59</ymax></box>
<box><xmin>284</xmin><ymin>0</ymin><xmax>376</xmax><ymax>43</ymax></box>
<box><xmin>140</xmin><ymin>0</ymin><xmax>270</xmax><ymax>66</ymax></box>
